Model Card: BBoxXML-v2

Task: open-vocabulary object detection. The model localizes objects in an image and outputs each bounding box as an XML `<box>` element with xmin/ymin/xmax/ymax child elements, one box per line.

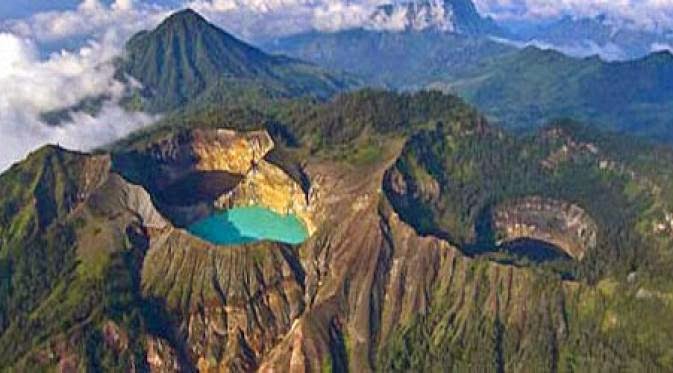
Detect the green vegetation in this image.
<box><xmin>264</xmin><ymin>29</ymin><xmax>512</xmax><ymax>90</ymax></box>
<box><xmin>269</xmin><ymin>30</ymin><xmax>673</xmax><ymax>142</ymax></box>
<box><xmin>459</xmin><ymin>48</ymin><xmax>673</xmax><ymax>139</ymax></box>
<box><xmin>119</xmin><ymin>9</ymin><xmax>354</xmax><ymax>113</ymax></box>
<box><xmin>376</xmin><ymin>257</ymin><xmax>673</xmax><ymax>371</ymax></box>
<box><xmin>4</xmin><ymin>81</ymin><xmax>673</xmax><ymax>370</ymax></box>
<box><xmin>375</xmin><ymin>110</ymin><xmax>673</xmax><ymax>371</ymax></box>
<box><xmin>0</xmin><ymin>146</ymin><xmax>184</xmax><ymax>371</ymax></box>
<box><xmin>385</xmin><ymin>118</ymin><xmax>669</xmax><ymax>282</ymax></box>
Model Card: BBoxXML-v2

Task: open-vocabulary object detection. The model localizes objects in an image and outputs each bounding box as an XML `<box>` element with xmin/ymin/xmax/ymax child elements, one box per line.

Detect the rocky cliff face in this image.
<box><xmin>141</xmin><ymin>228</ymin><xmax>306</xmax><ymax>371</ymax></box>
<box><xmin>118</xmin><ymin>129</ymin><xmax>271</xmax><ymax>189</ymax></box>
<box><xmin>493</xmin><ymin>197</ymin><xmax>598</xmax><ymax>260</ymax></box>
<box><xmin>252</xmin><ymin>144</ymin><xmax>581</xmax><ymax>372</ymax></box>
<box><xmin>216</xmin><ymin>159</ymin><xmax>316</xmax><ymax>235</ymax></box>
<box><xmin>192</xmin><ymin>129</ymin><xmax>274</xmax><ymax>175</ymax></box>
<box><xmin>114</xmin><ymin>128</ymin><xmax>315</xmax><ymax>232</ymax></box>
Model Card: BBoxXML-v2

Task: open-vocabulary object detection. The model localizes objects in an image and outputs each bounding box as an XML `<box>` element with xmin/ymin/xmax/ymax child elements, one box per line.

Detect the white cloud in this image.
<box><xmin>186</xmin><ymin>0</ymin><xmax>389</xmax><ymax>38</ymax></box>
<box><xmin>313</xmin><ymin>2</ymin><xmax>377</xmax><ymax>32</ymax></box>
<box><xmin>8</xmin><ymin>0</ymin><xmax>673</xmax><ymax>42</ymax></box>
<box><xmin>8</xmin><ymin>0</ymin><xmax>673</xmax><ymax>44</ymax></box>
<box><xmin>186</xmin><ymin>0</ymin><xmax>462</xmax><ymax>38</ymax></box>
<box><xmin>0</xmin><ymin>0</ymin><xmax>171</xmax><ymax>171</ymax></box>
<box><xmin>180</xmin><ymin>0</ymin><xmax>673</xmax><ymax>39</ymax></box>
<box><xmin>0</xmin><ymin>28</ymin><xmax>158</xmax><ymax>172</ymax></box>
<box><xmin>473</xmin><ymin>0</ymin><xmax>673</xmax><ymax>30</ymax></box>
<box><xmin>113</xmin><ymin>0</ymin><xmax>136</xmax><ymax>11</ymax></box>
<box><xmin>3</xmin><ymin>0</ymin><xmax>168</xmax><ymax>43</ymax></box>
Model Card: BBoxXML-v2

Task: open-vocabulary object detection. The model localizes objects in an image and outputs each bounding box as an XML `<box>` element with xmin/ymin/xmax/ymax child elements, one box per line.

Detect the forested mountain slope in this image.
<box><xmin>2</xmin><ymin>91</ymin><xmax>673</xmax><ymax>371</ymax></box>
<box><xmin>267</xmin><ymin>30</ymin><xmax>673</xmax><ymax>141</ymax></box>
<box><xmin>118</xmin><ymin>9</ymin><xmax>354</xmax><ymax>113</ymax></box>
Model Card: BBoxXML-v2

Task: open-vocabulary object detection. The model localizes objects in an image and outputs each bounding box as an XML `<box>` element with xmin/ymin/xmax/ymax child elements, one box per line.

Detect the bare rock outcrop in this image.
<box><xmin>493</xmin><ymin>196</ymin><xmax>598</xmax><ymax>260</ymax></box>
<box><xmin>141</xmin><ymin>228</ymin><xmax>306</xmax><ymax>371</ymax></box>
<box><xmin>259</xmin><ymin>150</ymin><xmax>574</xmax><ymax>372</ymax></box>
<box><xmin>216</xmin><ymin>159</ymin><xmax>316</xmax><ymax>235</ymax></box>
<box><xmin>29</xmin><ymin>131</ymin><xmax>583</xmax><ymax>372</ymax></box>
<box><xmin>90</xmin><ymin>174</ymin><xmax>169</xmax><ymax>230</ymax></box>
<box><xmin>116</xmin><ymin>128</ymin><xmax>315</xmax><ymax>232</ymax></box>
<box><xmin>192</xmin><ymin>129</ymin><xmax>273</xmax><ymax>175</ymax></box>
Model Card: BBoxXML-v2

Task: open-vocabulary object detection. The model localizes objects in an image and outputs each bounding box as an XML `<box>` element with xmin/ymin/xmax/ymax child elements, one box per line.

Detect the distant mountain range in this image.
<box><xmin>43</xmin><ymin>4</ymin><xmax>673</xmax><ymax>142</ymax></box>
<box><xmin>266</xmin><ymin>27</ymin><xmax>673</xmax><ymax>141</ymax></box>
<box><xmin>117</xmin><ymin>9</ymin><xmax>355</xmax><ymax>113</ymax></box>
<box><xmin>358</xmin><ymin>1</ymin><xmax>673</xmax><ymax>60</ymax></box>
<box><xmin>510</xmin><ymin>14</ymin><xmax>673</xmax><ymax>61</ymax></box>
<box><xmin>455</xmin><ymin>47</ymin><xmax>673</xmax><ymax>136</ymax></box>
<box><xmin>264</xmin><ymin>29</ymin><xmax>513</xmax><ymax>89</ymax></box>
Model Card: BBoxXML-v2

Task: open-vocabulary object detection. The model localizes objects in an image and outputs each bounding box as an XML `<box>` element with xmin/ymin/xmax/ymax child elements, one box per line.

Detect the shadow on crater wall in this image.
<box><xmin>157</xmin><ymin>171</ymin><xmax>243</xmax><ymax>206</ymax></box>
<box><xmin>498</xmin><ymin>238</ymin><xmax>572</xmax><ymax>263</ymax></box>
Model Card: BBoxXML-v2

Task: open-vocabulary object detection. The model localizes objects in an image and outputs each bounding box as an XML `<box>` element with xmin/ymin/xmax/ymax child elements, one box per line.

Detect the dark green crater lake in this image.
<box><xmin>187</xmin><ymin>206</ymin><xmax>309</xmax><ymax>246</ymax></box>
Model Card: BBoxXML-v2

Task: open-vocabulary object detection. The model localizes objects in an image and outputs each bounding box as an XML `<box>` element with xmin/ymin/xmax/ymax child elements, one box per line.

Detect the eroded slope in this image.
<box><xmin>3</xmin><ymin>92</ymin><xmax>673</xmax><ymax>372</ymax></box>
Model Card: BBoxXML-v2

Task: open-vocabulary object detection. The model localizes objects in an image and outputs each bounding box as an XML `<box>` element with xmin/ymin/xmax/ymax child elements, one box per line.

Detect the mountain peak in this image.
<box><xmin>119</xmin><ymin>9</ymin><xmax>349</xmax><ymax>112</ymax></box>
<box><xmin>368</xmin><ymin>0</ymin><xmax>502</xmax><ymax>35</ymax></box>
<box><xmin>163</xmin><ymin>8</ymin><xmax>204</xmax><ymax>23</ymax></box>
<box><xmin>643</xmin><ymin>49</ymin><xmax>673</xmax><ymax>62</ymax></box>
<box><xmin>370</xmin><ymin>0</ymin><xmax>456</xmax><ymax>32</ymax></box>
<box><xmin>121</xmin><ymin>9</ymin><xmax>275</xmax><ymax>111</ymax></box>
<box><xmin>156</xmin><ymin>8</ymin><xmax>211</xmax><ymax>32</ymax></box>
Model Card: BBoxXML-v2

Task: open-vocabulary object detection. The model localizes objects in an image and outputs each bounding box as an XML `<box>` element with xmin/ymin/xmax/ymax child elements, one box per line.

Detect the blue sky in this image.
<box><xmin>0</xmin><ymin>1</ymin><xmax>187</xmax><ymax>20</ymax></box>
<box><xmin>0</xmin><ymin>1</ymin><xmax>80</xmax><ymax>20</ymax></box>
<box><xmin>0</xmin><ymin>1</ymin><xmax>184</xmax><ymax>19</ymax></box>
<box><xmin>3</xmin><ymin>1</ymin><xmax>673</xmax><ymax>27</ymax></box>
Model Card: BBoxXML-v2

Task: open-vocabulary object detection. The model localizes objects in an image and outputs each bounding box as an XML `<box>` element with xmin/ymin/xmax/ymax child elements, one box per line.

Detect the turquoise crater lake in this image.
<box><xmin>187</xmin><ymin>206</ymin><xmax>309</xmax><ymax>245</ymax></box>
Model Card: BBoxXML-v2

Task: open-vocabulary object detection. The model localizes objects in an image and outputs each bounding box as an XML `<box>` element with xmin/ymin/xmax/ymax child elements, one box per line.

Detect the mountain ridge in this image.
<box><xmin>119</xmin><ymin>9</ymin><xmax>354</xmax><ymax>112</ymax></box>
<box><xmin>510</xmin><ymin>14</ymin><xmax>673</xmax><ymax>60</ymax></box>
<box><xmin>3</xmin><ymin>90</ymin><xmax>673</xmax><ymax>370</ymax></box>
<box><xmin>266</xmin><ymin>28</ymin><xmax>673</xmax><ymax>141</ymax></box>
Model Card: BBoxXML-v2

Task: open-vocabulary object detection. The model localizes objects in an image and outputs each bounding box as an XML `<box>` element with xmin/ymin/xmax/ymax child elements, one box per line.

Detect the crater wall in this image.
<box><xmin>493</xmin><ymin>196</ymin><xmax>598</xmax><ymax>260</ymax></box>
<box><xmin>115</xmin><ymin>128</ymin><xmax>315</xmax><ymax>234</ymax></box>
